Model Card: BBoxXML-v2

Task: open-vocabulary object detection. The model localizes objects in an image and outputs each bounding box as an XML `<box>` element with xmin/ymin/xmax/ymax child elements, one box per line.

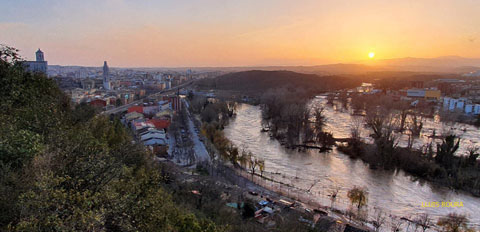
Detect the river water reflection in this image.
<box><xmin>223</xmin><ymin>100</ymin><xmax>480</xmax><ymax>227</ymax></box>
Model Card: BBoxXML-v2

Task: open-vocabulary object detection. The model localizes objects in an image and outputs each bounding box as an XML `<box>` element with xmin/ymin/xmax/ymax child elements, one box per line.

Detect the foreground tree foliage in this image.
<box><xmin>0</xmin><ymin>45</ymin><xmax>222</xmax><ymax>231</ymax></box>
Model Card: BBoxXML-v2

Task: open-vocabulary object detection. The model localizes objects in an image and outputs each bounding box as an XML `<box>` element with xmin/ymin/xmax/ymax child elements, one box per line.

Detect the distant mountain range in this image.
<box><xmin>249</xmin><ymin>56</ymin><xmax>480</xmax><ymax>75</ymax></box>
<box><xmin>49</xmin><ymin>56</ymin><xmax>480</xmax><ymax>75</ymax></box>
<box><xmin>167</xmin><ymin>56</ymin><xmax>480</xmax><ymax>75</ymax></box>
<box><xmin>363</xmin><ymin>56</ymin><xmax>480</xmax><ymax>73</ymax></box>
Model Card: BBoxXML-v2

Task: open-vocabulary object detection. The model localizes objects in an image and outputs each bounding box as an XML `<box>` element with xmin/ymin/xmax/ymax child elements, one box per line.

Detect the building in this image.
<box><xmin>22</xmin><ymin>49</ymin><xmax>48</xmax><ymax>74</ymax></box>
<box><xmin>406</xmin><ymin>89</ymin><xmax>425</xmax><ymax>98</ymax></box>
<box><xmin>103</xmin><ymin>61</ymin><xmax>111</xmax><ymax>90</ymax></box>
<box><xmin>166</xmin><ymin>78</ymin><xmax>171</xmax><ymax>89</ymax></box>
<box><xmin>425</xmin><ymin>89</ymin><xmax>441</xmax><ymax>100</ymax></box>
<box><xmin>475</xmin><ymin>105</ymin><xmax>480</xmax><ymax>115</ymax></box>
<box><xmin>406</xmin><ymin>88</ymin><xmax>441</xmax><ymax>100</ymax></box>
<box><xmin>128</xmin><ymin>106</ymin><xmax>144</xmax><ymax>113</ymax></box>
<box><xmin>90</xmin><ymin>99</ymin><xmax>107</xmax><ymax>108</ymax></box>
<box><xmin>443</xmin><ymin>97</ymin><xmax>480</xmax><ymax>115</ymax></box>
<box><xmin>465</xmin><ymin>104</ymin><xmax>474</xmax><ymax>114</ymax></box>
<box><xmin>163</xmin><ymin>96</ymin><xmax>182</xmax><ymax>111</ymax></box>
<box><xmin>147</xmin><ymin>118</ymin><xmax>171</xmax><ymax>130</ymax></box>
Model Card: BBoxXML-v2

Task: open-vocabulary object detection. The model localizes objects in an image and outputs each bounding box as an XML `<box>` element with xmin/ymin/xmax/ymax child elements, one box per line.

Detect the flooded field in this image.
<box><xmin>224</xmin><ymin>100</ymin><xmax>480</xmax><ymax>228</ymax></box>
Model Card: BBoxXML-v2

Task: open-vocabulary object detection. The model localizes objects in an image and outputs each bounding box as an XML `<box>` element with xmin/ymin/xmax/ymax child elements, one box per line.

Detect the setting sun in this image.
<box><xmin>368</xmin><ymin>52</ymin><xmax>375</xmax><ymax>59</ymax></box>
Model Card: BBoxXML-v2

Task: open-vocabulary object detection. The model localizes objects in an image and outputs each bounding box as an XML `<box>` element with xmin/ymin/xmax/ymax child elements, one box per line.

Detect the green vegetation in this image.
<box><xmin>0</xmin><ymin>45</ymin><xmax>222</xmax><ymax>231</ymax></box>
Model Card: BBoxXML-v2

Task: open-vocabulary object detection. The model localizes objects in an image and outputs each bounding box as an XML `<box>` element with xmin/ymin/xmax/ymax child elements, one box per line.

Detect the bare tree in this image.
<box><xmin>326</xmin><ymin>93</ymin><xmax>335</xmax><ymax>106</ymax></box>
<box><xmin>365</xmin><ymin>105</ymin><xmax>397</xmax><ymax>140</ymax></box>
<box><xmin>350</xmin><ymin>117</ymin><xmax>363</xmax><ymax>142</ymax></box>
<box><xmin>372</xmin><ymin>209</ymin><xmax>386</xmax><ymax>232</ymax></box>
<box><xmin>338</xmin><ymin>91</ymin><xmax>349</xmax><ymax>110</ymax></box>
<box><xmin>408</xmin><ymin>111</ymin><xmax>425</xmax><ymax>137</ymax></box>
<box><xmin>416</xmin><ymin>213</ymin><xmax>432</xmax><ymax>232</ymax></box>
<box><xmin>248</xmin><ymin>154</ymin><xmax>262</xmax><ymax>180</ymax></box>
<box><xmin>328</xmin><ymin>186</ymin><xmax>341</xmax><ymax>209</ymax></box>
<box><xmin>390</xmin><ymin>217</ymin><xmax>403</xmax><ymax>232</ymax></box>
<box><xmin>350</xmin><ymin>93</ymin><xmax>367</xmax><ymax>115</ymax></box>
<box><xmin>397</xmin><ymin>101</ymin><xmax>411</xmax><ymax>132</ymax></box>
<box><xmin>313</xmin><ymin>107</ymin><xmax>326</xmax><ymax>132</ymax></box>
<box><xmin>257</xmin><ymin>159</ymin><xmax>265</xmax><ymax>178</ymax></box>
<box><xmin>365</xmin><ymin>105</ymin><xmax>400</xmax><ymax>167</ymax></box>
<box><xmin>407</xmin><ymin>133</ymin><xmax>414</xmax><ymax>150</ymax></box>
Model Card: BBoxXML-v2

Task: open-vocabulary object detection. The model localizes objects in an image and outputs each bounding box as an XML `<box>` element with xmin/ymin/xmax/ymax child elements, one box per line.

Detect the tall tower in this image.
<box><xmin>103</xmin><ymin>61</ymin><xmax>110</xmax><ymax>90</ymax></box>
<box><xmin>36</xmin><ymin>49</ymin><xmax>44</xmax><ymax>62</ymax></box>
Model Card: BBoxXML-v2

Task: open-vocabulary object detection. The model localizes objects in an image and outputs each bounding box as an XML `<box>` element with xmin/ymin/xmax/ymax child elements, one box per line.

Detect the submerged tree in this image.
<box><xmin>347</xmin><ymin>186</ymin><xmax>368</xmax><ymax>214</ymax></box>
<box><xmin>328</xmin><ymin>186</ymin><xmax>340</xmax><ymax>209</ymax></box>
<box><xmin>435</xmin><ymin>134</ymin><xmax>460</xmax><ymax>170</ymax></box>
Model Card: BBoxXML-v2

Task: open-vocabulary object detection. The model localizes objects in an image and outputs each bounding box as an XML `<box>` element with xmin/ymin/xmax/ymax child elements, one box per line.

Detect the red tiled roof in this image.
<box><xmin>128</xmin><ymin>106</ymin><xmax>143</xmax><ymax>113</ymax></box>
<box><xmin>147</xmin><ymin>119</ymin><xmax>170</xmax><ymax>129</ymax></box>
<box><xmin>90</xmin><ymin>99</ymin><xmax>107</xmax><ymax>107</ymax></box>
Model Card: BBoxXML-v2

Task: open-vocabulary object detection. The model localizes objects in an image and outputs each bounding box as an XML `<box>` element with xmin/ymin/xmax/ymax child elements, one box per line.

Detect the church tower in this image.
<box><xmin>36</xmin><ymin>49</ymin><xmax>44</xmax><ymax>62</ymax></box>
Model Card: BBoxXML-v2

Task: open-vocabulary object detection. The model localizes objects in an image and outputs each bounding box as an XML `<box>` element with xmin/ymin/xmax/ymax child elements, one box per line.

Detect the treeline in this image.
<box><xmin>0</xmin><ymin>46</ymin><xmax>222</xmax><ymax>231</ymax></box>
<box><xmin>196</xmin><ymin>70</ymin><xmax>361</xmax><ymax>96</ymax></box>
<box><xmin>337</xmin><ymin>94</ymin><xmax>480</xmax><ymax>196</ymax></box>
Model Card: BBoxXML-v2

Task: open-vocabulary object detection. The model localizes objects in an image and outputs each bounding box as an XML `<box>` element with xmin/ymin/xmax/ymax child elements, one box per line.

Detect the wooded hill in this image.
<box><xmin>196</xmin><ymin>70</ymin><xmax>361</xmax><ymax>95</ymax></box>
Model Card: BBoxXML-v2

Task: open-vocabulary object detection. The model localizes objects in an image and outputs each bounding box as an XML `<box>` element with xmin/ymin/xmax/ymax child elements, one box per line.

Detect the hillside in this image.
<box><xmin>0</xmin><ymin>46</ymin><xmax>223</xmax><ymax>231</ymax></box>
<box><xmin>196</xmin><ymin>70</ymin><xmax>360</xmax><ymax>95</ymax></box>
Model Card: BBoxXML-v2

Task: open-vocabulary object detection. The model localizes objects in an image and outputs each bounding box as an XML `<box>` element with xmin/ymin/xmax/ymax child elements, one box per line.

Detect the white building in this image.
<box><xmin>465</xmin><ymin>104</ymin><xmax>474</xmax><ymax>114</ymax></box>
<box><xmin>443</xmin><ymin>97</ymin><xmax>451</xmax><ymax>108</ymax></box>
<box><xmin>448</xmin><ymin>99</ymin><xmax>457</xmax><ymax>111</ymax></box>
<box><xmin>456</xmin><ymin>100</ymin><xmax>465</xmax><ymax>110</ymax></box>
<box><xmin>474</xmin><ymin>105</ymin><xmax>480</xmax><ymax>115</ymax></box>
<box><xmin>443</xmin><ymin>97</ymin><xmax>480</xmax><ymax>115</ymax></box>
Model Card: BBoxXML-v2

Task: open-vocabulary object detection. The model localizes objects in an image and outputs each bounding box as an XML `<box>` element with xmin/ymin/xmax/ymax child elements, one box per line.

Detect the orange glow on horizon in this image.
<box><xmin>2</xmin><ymin>0</ymin><xmax>480</xmax><ymax>67</ymax></box>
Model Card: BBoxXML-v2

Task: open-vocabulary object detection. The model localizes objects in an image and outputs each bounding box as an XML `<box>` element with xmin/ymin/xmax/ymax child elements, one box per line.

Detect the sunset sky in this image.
<box><xmin>1</xmin><ymin>0</ymin><xmax>479</xmax><ymax>67</ymax></box>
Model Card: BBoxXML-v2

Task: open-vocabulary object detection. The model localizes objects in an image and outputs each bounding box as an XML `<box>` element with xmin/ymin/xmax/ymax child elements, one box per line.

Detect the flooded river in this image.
<box><xmin>223</xmin><ymin>99</ymin><xmax>480</xmax><ymax>228</ymax></box>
